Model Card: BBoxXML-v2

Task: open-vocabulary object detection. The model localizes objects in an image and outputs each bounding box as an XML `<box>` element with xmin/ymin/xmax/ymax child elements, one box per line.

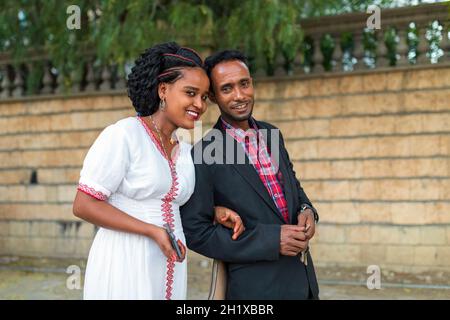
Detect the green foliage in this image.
<box><xmin>407</xmin><ymin>22</ymin><xmax>420</xmax><ymax>64</ymax></box>
<box><xmin>425</xmin><ymin>20</ymin><xmax>445</xmax><ymax>64</ymax></box>
<box><xmin>362</xmin><ymin>28</ymin><xmax>378</xmax><ymax>68</ymax></box>
<box><xmin>219</xmin><ymin>0</ymin><xmax>293</xmax><ymax>74</ymax></box>
<box><xmin>300</xmin><ymin>0</ymin><xmax>412</xmax><ymax>17</ymax></box>
<box><xmin>302</xmin><ymin>36</ymin><xmax>315</xmax><ymax>73</ymax></box>
<box><xmin>340</xmin><ymin>31</ymin><xmax>356</xmax><ymax>71</ymax></box>
<box><xmin>278</xmin><ymin>6</ymin><xmax>303</xmax><ymax>75</ymax></box>
<box><xmin>0</xmin><ymin>0</ymin><xmax>411</xmax><ymax>90</ymax></box>
<box><xmin>320</xmin><ymin>34</ymin><xmax>335</xmax><ymax>71</ymax></box>
<box><xmin>384</xmin><ymin>26</ymin><xmax>399</xmax><ymax>66</ymax></box>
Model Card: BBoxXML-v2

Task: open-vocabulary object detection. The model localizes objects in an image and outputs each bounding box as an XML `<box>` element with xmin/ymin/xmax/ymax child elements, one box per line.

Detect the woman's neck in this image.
<box><xmin>148</xmin><ymin>112</ymin><xmax>176</xmax><ymax>139</ymax></box>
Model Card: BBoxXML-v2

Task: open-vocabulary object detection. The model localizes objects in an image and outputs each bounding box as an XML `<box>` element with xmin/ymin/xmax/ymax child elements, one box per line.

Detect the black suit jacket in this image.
<box><xmin>180</xmin><ymin>118</ymin><xmax>319</xmax><ymax>299</ymax></box>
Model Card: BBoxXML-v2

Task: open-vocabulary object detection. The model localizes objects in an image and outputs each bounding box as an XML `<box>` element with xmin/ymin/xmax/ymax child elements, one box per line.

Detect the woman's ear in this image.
<box><xmin>158</xmin><ymin>82</ymin><xmax>167</xmax><ymax>100</ymax></box>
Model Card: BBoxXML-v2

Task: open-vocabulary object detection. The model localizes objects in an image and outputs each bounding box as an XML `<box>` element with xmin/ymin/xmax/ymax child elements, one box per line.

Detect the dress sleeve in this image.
<box><xmin>78</xmin><ymin>124</ymin><xmax>130</xmax><ymax>200</ymax></box>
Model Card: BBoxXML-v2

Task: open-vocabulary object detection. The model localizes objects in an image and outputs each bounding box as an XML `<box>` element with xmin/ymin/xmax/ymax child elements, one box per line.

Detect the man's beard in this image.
<box><xmin>220</xmin><ymin>101</ymin><xmax>254</xmax><ymax>122</ymax></box>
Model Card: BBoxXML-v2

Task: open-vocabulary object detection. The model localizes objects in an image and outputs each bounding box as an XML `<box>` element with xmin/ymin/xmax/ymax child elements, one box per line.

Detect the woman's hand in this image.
<box><xmin>214</xmin><ymin>206</ymin><xmax>245</xmax><ymax>240</ymax></box>
<box><xmin>149</xmin><ymin>225</ymin><xmax>186</xmax><ymax>263</ymax></box>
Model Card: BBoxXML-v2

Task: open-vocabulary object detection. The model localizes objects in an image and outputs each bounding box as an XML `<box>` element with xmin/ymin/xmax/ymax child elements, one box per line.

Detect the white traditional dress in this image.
<box><xmin>77</xmin><ymin>116</ymin><xmax>195</xmax><ymax>300</ymax></box>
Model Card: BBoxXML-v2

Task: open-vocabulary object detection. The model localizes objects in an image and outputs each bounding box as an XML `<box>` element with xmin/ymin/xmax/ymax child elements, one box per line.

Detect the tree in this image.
<box><xmin>0</xmin><ymin>0</ymin><xmax>422</xmax><ymax>92</ymax></box>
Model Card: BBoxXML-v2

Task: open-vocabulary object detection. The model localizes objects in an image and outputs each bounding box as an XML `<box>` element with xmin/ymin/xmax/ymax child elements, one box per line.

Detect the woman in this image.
<box><xmin>72</xmin><ymin>42</ymin><xmax>243</xmax><ymax>300</ymax></box>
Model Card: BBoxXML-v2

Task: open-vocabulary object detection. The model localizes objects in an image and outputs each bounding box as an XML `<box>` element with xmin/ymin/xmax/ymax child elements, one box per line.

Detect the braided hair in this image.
<box><xmin>127</xmin><ymin>42</ymin><xmax>203</xmax><ymax>116</ymax></box>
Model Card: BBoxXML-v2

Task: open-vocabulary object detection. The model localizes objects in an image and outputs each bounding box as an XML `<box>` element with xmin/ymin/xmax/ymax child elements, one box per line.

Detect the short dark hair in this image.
<box><xmin>204</xmin><ymin>50</ymin><xmax>249</xmax><ymax>81</ymax></box>
<box><xmin>127</xmin><ymin>42</ymin><xmax>203</xmax><ymax>116</ymax></box>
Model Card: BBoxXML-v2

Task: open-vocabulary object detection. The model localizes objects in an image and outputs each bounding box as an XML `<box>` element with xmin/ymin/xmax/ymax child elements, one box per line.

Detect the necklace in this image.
<box><xmin>149</xmin><ymin>115</ymin><xmax>174</xmax><ymax>161</ymax></box>
<box><xmin>149</xmin><ymin>116</ymin><xmax>176</xmax><ymax>144</ymax></box>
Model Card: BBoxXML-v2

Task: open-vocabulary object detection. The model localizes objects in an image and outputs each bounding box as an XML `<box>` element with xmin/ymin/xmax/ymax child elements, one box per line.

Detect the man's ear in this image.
<box><xmin>208</xmin><ymin>90</ymin><xmax>217</xmax><ymax>104</ymax></box>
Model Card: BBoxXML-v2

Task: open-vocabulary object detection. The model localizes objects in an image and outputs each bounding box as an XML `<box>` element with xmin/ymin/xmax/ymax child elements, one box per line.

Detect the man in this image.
<box><xmin>180</xmin><ymin>50</ymin><xmax>319</xmax><ymax>299</ymax></box>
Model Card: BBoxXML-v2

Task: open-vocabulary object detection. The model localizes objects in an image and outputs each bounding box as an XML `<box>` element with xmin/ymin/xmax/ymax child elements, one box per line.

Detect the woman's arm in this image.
<box><xmin>214</xmin><ymin>206</ymin><xmax>245</xmax><ymax>240</ymax></box>
<box><xmin>73</xmin><ymin>191</ymin><xmax>186</xmax><ymax>262</ymax></box>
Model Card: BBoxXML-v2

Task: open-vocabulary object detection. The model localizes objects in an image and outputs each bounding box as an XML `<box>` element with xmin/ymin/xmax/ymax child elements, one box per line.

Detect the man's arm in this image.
<box><xmin>180</xmin><ymin>154</ymin><xmax>281</xmax><ymax>264</ymax></box>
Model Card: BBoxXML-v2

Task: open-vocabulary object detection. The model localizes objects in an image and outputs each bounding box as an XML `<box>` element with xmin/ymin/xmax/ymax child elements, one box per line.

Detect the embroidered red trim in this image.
<box><xmin>163</xmin><ymin>164</ymin><xmax>179</xmax><ymax>300</ymax></box>
<box><xmin>77</xmin><ymin>183</ymin><xmax>107</xmax><ymax>201</ymax></box>
<box><xmin>165</xmin><ymin>256</ymin><xmax>176</xmax><ymax>300</ymax></box>
<box><xmin>138</xmin><ymin>116</ymin><xmax>180</xmax><ymax>300</ymax></box>
<box><xmin>137</xmin><ymin>116</ymin><xmax>180</xmax><ymax>164</ymax></box>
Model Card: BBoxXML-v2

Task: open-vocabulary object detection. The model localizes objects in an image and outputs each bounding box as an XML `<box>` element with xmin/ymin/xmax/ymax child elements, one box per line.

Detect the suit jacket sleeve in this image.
<box><xmin>279</xmin><ymin>131</ymin><xmax>319</xmax><ymax>222</ymax></box>
<box><xmin>180</xmin><ymin>152</ymin><xmax>281</xmax><ymax>264</ymax></box>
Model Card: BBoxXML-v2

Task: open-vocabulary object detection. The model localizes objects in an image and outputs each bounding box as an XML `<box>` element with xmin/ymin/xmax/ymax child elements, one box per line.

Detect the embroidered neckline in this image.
<box><xmin>137</xmin><ymin>116</ymin><xmax>180</xmax><ymax>165</ymax></box>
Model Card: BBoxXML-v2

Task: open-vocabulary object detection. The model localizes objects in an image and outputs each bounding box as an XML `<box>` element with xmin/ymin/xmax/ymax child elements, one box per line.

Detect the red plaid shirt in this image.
<box><xmin>221</xmin><ymin>117</ymin><xmax>290</xmax><ymax>223</ymax></box>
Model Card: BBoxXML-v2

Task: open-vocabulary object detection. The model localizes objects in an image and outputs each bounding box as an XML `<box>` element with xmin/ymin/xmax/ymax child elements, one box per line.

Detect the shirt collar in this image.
<box><xmin>220</xmin><ymin>117</ymin><xmax>258</xmax><ymax>143</ymax></box>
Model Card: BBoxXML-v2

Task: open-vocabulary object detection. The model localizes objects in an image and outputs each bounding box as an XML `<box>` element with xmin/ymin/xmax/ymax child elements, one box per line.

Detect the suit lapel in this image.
<box><xmin>257</xmin><ymin>120</ymin><xmax>296</xmax><ymax>224</ymax></box>
<box><xmin>279</xmin><ymin>148</ymin><xmax>296</xmax><ymax>223</ymax></box>
<box><xmin>212</xmin><ymin>119</ymin><xmax>286</xmax><ymax>224</ymax></box>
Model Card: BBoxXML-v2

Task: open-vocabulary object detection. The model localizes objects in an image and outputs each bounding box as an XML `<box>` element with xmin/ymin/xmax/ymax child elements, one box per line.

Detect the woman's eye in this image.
<box><xmin>187</xmin><ymin>91</ymin><xmax>195</xmax><ymax>97</ymax></box>
<box><xmin>202</xmin><ymin>95</ymin><xmax>208</xmax><ymax>101</ymax></box>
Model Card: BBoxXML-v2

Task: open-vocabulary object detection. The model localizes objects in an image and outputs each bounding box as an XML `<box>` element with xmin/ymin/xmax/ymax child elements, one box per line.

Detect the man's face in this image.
<box><xmin>209</xmin><ymin>60</ymin><xmax>254</xmax><ymax>126</ymax></box>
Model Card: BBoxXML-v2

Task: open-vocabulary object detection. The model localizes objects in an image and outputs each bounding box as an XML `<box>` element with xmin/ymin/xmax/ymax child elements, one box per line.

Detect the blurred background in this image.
<box><xmin>0</xmin><ymin>0</ymin><xmax>449</xmax><ymax>299</ymax></box>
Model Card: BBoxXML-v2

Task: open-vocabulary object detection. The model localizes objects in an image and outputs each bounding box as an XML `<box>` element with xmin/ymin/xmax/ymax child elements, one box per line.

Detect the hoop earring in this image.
<box><xmin>159</xmin><ymin>98</ymin><xmax>166</xmax><ymax>111</ymax></box>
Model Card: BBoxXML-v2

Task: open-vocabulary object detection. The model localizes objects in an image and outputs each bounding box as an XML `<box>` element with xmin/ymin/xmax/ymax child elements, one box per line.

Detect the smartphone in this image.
<box><xmin>164</xmin><ymin>224</ymin><xmax>182</xmax><ymax>260</ymax></box>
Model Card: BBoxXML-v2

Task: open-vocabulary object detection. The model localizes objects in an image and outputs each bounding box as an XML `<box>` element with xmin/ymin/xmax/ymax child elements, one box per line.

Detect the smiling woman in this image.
<box><xmin>71</xmin><ymin>42</ymin><xmax>245</xmax><ymax>300</ymax></box>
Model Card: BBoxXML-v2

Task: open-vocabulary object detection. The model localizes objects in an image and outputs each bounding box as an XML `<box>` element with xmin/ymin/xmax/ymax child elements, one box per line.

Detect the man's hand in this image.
<box><xmin>280</xmin><ymin>225</ymin><xmax>308</xmax><ymax>256</ymax></box>
<box><xmin>214</xmin><ymin>206</ymin><xmax>246</xmax><ymax>240</ymax></box>
<box><xmin>298</xmin><ymin>209</ymin><xmax>316</xmax><ymax>240</ymax></box>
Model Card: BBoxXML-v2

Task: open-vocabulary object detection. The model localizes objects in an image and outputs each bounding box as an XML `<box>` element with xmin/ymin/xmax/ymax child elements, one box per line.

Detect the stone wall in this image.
<box><xmin>0</xmin><ymin>64</ymin><xmax>449</xmax><ymax>273</ymax></box>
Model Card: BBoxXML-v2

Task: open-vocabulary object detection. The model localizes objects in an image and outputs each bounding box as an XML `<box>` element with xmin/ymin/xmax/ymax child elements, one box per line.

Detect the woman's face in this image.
<box><xmin>160</xmin><ymin>67</ymin><xmax>210</xmax><ymax>130</ymax></box>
